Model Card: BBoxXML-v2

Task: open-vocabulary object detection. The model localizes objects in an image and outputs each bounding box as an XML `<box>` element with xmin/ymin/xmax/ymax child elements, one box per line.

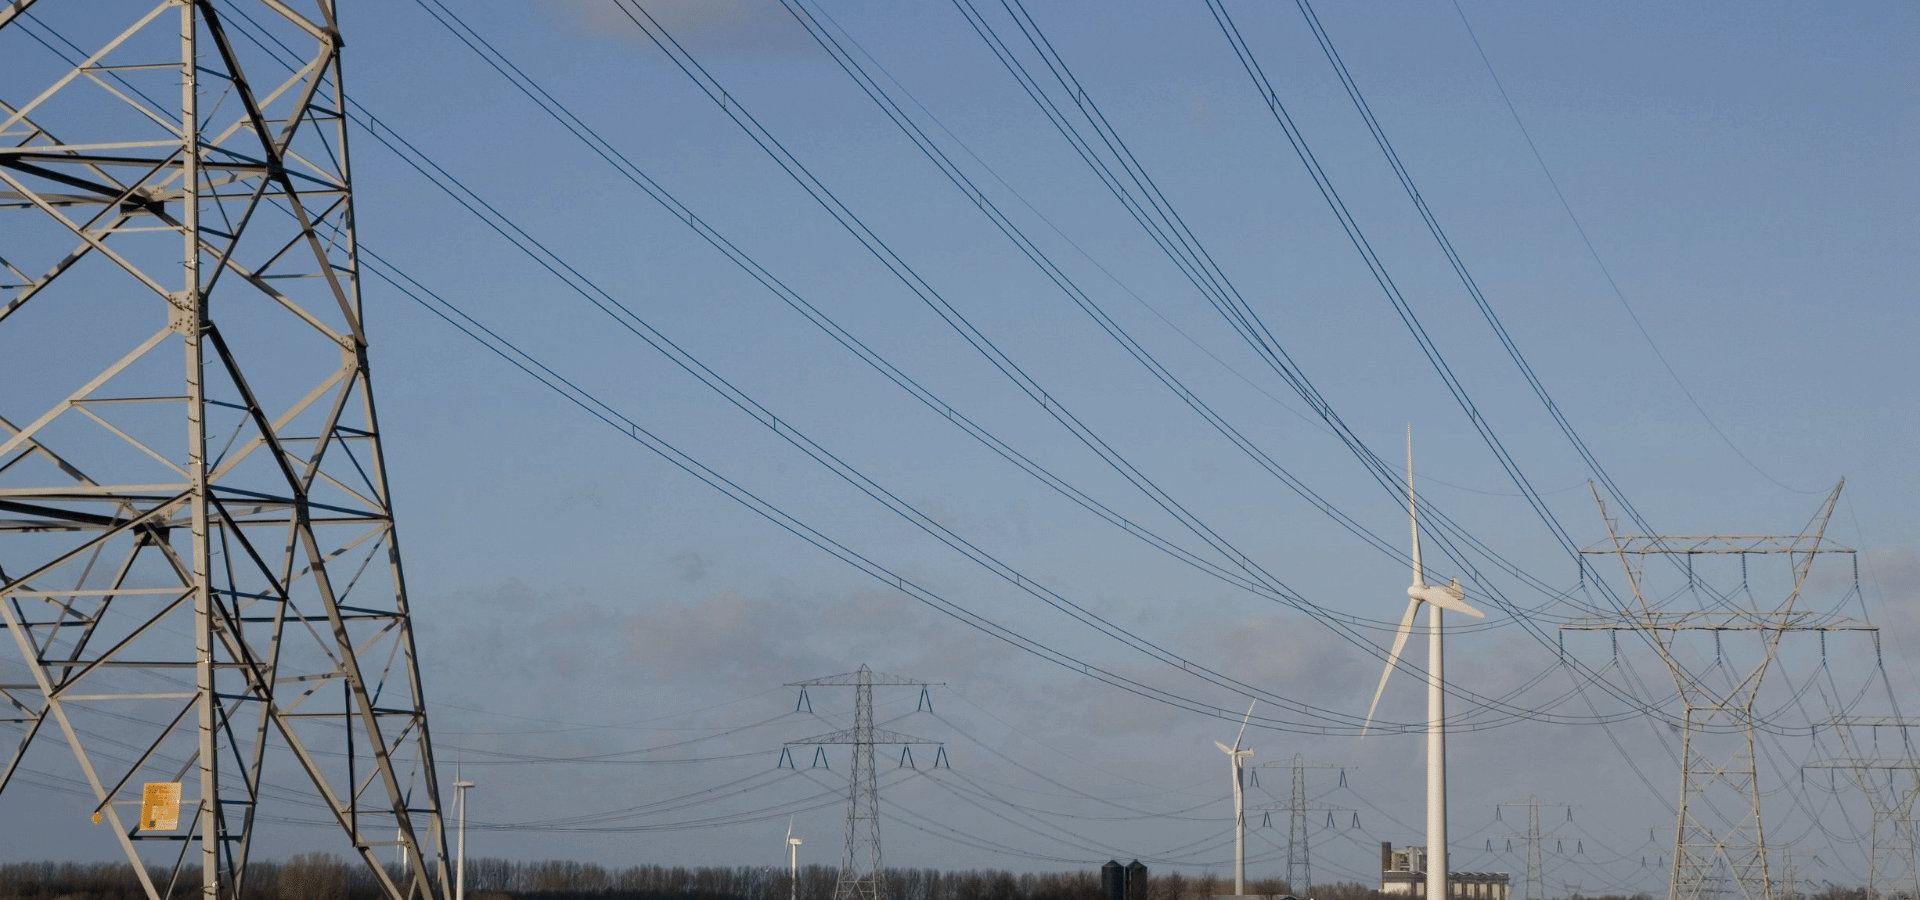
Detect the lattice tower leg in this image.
<box><xmin>0</xmin><ymin>4</ymin><xmax>448</xmax><ymax>899</ymax></box>
<box><xmin>1870</xmin><ymin>814</ymin><xmax>1886</xmax><ymax>896</ymax></box>
<box><xmin>1672</xmin><ymin>705</ymin><xmax>1770</xmax><ymax>900</ymax></box>
<box><xmin>1906</xmin><ymin>818</ymin><xmax>1920</xmax><ymax>899</ymax></box>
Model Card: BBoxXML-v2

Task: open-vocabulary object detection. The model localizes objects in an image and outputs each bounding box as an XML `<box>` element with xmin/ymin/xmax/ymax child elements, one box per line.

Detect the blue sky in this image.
<box><xmin>4</xmin><ymin>0</ymin><xmax>1918</xmax><ymax>893</ymax></box>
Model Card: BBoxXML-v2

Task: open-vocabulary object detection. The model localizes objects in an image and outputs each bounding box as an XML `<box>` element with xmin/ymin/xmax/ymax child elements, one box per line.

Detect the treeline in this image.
<box><xmin>467</xmin><ymin>859</ymin><xmax>1094</xmax><ymax>900</ymax></box>
<box><xmin>0</xmin><ymin>858</ymin><xmax>1333</xmax><ymax>900</ymax></box>
<box><xmin>5</xmin><ymin>860</ymin><xmax>1898</xmax><ymax>900</ymax></box>
<box><xmin>456</xmin><ymin>861</ymin><xmax>1335</xmax><ymax>900</ymax></box>
<box><xmin>0</xmin><ymin>858</ymin><xmax>435</xmax><ymax>900</ymax></box>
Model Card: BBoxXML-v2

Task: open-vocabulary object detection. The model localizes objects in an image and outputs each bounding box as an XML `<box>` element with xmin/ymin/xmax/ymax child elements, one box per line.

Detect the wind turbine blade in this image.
<box><xmin>1233</xmin><ymin>700</ymin><xmax>1257</xmax><ymax>751</ymax></box>
<box><xmin>1215</xmin><ymin>740</ymin><xmax>1235</xmax><ymax>755</ymax></box>
<box><xmin>1363</xmin><ymin>597</ymin><xmax>1422</xmax><ymax>736</ymax></box>
<box><xmin>1407</xmin><ymin>427</ymin><xmax>1424</xmax><ymax>587</ymax></box>
<box><xmin>786</xmin><ymin>816</ymin><xmax>793</xmax><ymax>842</ymax></box>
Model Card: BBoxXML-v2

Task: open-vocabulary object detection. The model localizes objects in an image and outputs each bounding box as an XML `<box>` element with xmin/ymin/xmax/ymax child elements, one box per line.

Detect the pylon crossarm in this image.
<box><xmin>788</xmin><ymin>726</ymin><xmax>938</xmax><ymax>746</ymax></box>
<box><xmin>1560</xmin><ymin>611</ymin><xmax>1873</xmax><ymax>631</ymax></box>
<box><xmin>788</xmin><ymin>670</ymin><xmax>936</xmax><ymax>687</ymax></box>
<box><xmin>1827</xmin><ymin>716</ymin><xmax>1920</xmax><ymax>727</ymax></box>
<box><xmin>1807</xmin><ymin>759</ymin><xmax>1920</xmax><ymax>770</ymax></box>
<box><xmin>1578</xmin><ymin>536</ymin><xmax>1854</xmax><ymax>556</ymax></box>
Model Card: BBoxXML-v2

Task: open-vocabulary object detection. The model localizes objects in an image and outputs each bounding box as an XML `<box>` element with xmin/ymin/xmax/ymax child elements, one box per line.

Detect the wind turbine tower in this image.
<box><xmin>786</xmin><ymin>819</ymin><xmax>804</xmax><ymax>900</ymax></box>
<box><xmin>0</xmin><ymin>5</ymin><xmax>446</xmax><ymax>900</ymax></box>
<box><xmin>1364</xmin><ymin>433</ymin><xmax>1485</xmax><ymax>900</ymax></box>
<box><xmin>1214</xmin><ymin>702</ymin><xmax>1257</xmax><ymax>896</ymax></box>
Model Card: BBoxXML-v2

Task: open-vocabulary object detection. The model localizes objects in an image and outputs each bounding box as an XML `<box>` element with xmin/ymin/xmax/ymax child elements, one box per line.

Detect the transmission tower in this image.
<box><xmin>1249</xmin><ymin>754</ymin><xmax>1343</xmax><ymax>892</ymax></box>
<box><xmin>0</xmin><ymin>5</ymin><xmax>446</xmax><ymax>900</ymax></box>
<box><xmin>1498</xmin><ymin>797</ymin><xmax>1569</xmax><ymax>900</ymax></box>
<box><xmin>1562</xmin><ymin>484</ymin><xmax>1872</xmax><ymax>900</ymax></box>
<box><xmin>1806</xmin><ymin>716</ymin><xmax>1920</xmax><ymax>897</ymax></box>
<box><xmin>787</xmin><ymin>665</ymin><xmax>939</xmax><ymax>900</ymax></box>
<box><xmin>1768</xmin><ymin>849</ymin><xmax>1814</xmax><ymax>900</ymax></box>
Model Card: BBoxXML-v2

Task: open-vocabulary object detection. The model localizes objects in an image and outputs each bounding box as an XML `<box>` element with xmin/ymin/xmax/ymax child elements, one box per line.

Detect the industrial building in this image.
<box><xmin>1380</xmin><ymin>843</ymin><xmax>1512</xmax><ymax>900</ymax></box>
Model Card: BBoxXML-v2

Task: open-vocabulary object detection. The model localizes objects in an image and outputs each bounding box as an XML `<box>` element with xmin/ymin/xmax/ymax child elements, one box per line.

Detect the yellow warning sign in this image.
<box><xmin>140</xmin><ymin>782</ymin><xmax>181</xmax><ymax>832</ymax></box>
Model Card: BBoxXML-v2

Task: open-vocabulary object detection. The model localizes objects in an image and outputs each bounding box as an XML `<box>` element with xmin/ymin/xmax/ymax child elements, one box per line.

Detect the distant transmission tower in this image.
<box><xmin>1806</xmin><ymin>716</ymin><xmax>1920</xmax><ymax>897</ymax></box>
<box><xmin>1768</xmin><ymin>849</ymin><xmax>1814</xmax><ymax>900</ymax></box>
<box><xmin>1287</xmin><ymin>758</ymin><xmax>1312</xmax><ymax>893</ymax></box>
<box><xmin>0</xmin><ymin>5</ymin><xmax>446</xmax><ymax>900</ymax></box>
<box><xmin>1563</xmin><ymin>484</ymin><xmax>1872</xmax><ymax>900</ymax></box>
<box><xmin>787</xmin><ymin>666</ymin><xmax>938</xmax><ymax>900</ymax></box>
<box><xmin>1498</xmin><ymin>797</ymin><xmax>1569</xmax><ymax>900</ymax></box>
<box><xmin>1250</xmin><ymin>754</ymin><xmax>1343</xmax><ymax>892</ymax></box>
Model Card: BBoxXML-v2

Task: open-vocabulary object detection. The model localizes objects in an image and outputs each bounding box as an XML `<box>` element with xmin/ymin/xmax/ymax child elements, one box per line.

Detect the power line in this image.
<box><xmin>310</xmin><ymin>0</ymin><xmax>1640</xmax><ymax>733</ymax></box>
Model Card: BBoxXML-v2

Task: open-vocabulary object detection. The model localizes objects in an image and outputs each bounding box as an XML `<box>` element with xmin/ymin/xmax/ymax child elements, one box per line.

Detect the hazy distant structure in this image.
<box><xmin>785</xmin><ymin>818</ymin><xmax>804</xmax><ymax>900</ymax></box>
<box><xmin>1496</xmin><ymin>797</ymin><xmax>1568</xmax><ymax>900</ymax></box>
<box><xmin>1103</xmin><ymin>861</ymin><xmax>1124</xmax><ymax>900</ymax></box>
<box><xmin>1805</xmin><ymin>717</ymin><xmax>1920</xmax><ymax>897</ymax></box>
<box><xmin>1564</xmin><ymin>484</ymin><xmax>1871</xmax><ymax>900</ymax></box>
<box><xmin>1249</xmin><ymin>754</ymin><xmax>1344</xmax><ymax>893</ymax></box>
<box><xmin>1380</xmin><ymin>843</ymin><xmax>1511</xmax><ymax>900</ymax></box>
<box><xmin>1104</xmin><ymin>860</ymin><xmax>1150</xmax><ymax>900</ymax></box>
<box><xmin>786</xmin><ymin>666</ymin><xmax>937</xmax><ymax>900</ymax></box>
<box><xmin>1285</xmin><ymin>759</ymin><xmax>1311</xmax><ymax>895</ymax></box>
<box><xmin>0</xmin><ymin>4</ymin><xmax>446</xmax><ymax>900</ymax></box>
<box><xmin>1771</xmin><ymin>852</ymin><xmax>1807</xmax><ymax>900</ymax></box>
<box><xmin>1212</xmin><ymin>702</ymin><xmax>1257</xmax><ymax>896</ymax></box>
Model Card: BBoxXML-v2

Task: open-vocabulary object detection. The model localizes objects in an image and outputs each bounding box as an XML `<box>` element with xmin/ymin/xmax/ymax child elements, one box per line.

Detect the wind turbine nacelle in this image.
<box><xmin>1410</xmin><ymin>582</ymin><xmax>1483</xmax><ymax>618</ymax></box>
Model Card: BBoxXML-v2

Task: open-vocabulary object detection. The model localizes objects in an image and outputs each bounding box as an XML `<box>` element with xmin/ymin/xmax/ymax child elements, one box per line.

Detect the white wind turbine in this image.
<box><xmin>784</xmin><ymin>818</ymin><xmax>802</xmax><ymax>900</ymax></box>
<box><xmin>1214</xmin><ymin>701</ymin><xmax>1258</xmax><ymax>896</ymax></box>
<box><xmin>1364</xmin><ymin>431</ymin><xmax>1484</xmax><ymax>900</ymax></box>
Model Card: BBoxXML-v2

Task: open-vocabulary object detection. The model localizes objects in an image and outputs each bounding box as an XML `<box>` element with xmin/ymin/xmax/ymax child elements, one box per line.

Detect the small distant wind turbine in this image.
<box><xmin>1214</xmin><ymin>701</ymin><xmax>1257</xmax><ymax>896</ymax></box>
<box><xmin>785</xmin><ymin>818</ymin><xmax>802</xmax><ymax>900</ymax></box>
<box><xmin>1364</xmin><ymin>430</ymin><xmax>1484</xmax><ymax>900</ymax></box>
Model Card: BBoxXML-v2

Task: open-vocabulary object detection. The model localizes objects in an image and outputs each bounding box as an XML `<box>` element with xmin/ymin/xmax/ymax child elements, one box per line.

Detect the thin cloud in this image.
<box><xmin>543</xmin><ymin>0</ymin><xmax>821</xmax><ymax>61</ymax></box>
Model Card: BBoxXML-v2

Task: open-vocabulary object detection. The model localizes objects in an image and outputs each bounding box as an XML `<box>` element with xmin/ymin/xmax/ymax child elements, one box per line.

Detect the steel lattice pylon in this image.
<box><xmin>1288</xmin><ymin>758</ymin><xmax>1310</xmax><ymax>892</ymax></box>
<box><xmin>1497</xmin><ymin>797</ymin><xmax>1567</xmax><ymax>900</ymax></box>
<box><xmin>1247</xmin><ymin>753</ymin><xmax>1342</xmax><ymax>893</ymax></box>
<box><xmin>0</xmin><ymin>4</ymin><xmax>447</xmax><ymax>900</ymax></box>
<box><xmin>787</xmin><ymin>666</ymin><xmax>937</xmax><ymax>900</ymax></box>
<box><xmin>1806</xmin><ymin>717</ymin><xmax>1920</xmax><ymax>898</ymax></box>
<box><xmin>1563</xmin><ymin>484</ymin><xmax>1871</xmax><ymax>900</ymax></box>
